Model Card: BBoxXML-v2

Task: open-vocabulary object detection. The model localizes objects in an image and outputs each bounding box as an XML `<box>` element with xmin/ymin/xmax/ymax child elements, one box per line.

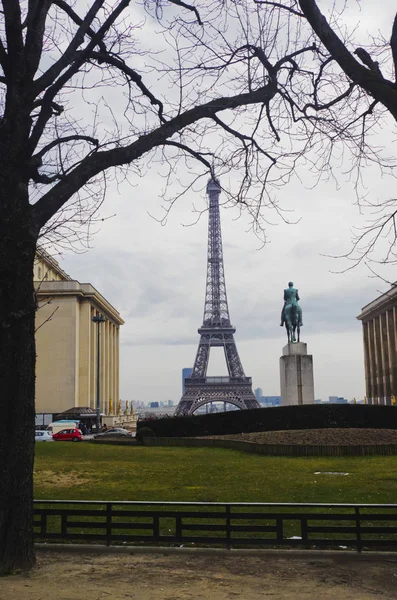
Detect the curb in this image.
<box><xmin>35</xmin><ymin>543</ymin><xmax>397</xmax><ymax>561</ymax></box>
<box><xmin>143</xmin><ymin>437</ymin><xmax>397</xmax><ymax>457</ymax></box>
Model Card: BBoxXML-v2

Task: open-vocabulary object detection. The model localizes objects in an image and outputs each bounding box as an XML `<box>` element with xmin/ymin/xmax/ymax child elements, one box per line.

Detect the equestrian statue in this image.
<box><xmin>280</xmin><ymin>281</ymin><xmax>303</xmax><ymax>343</ymax></box>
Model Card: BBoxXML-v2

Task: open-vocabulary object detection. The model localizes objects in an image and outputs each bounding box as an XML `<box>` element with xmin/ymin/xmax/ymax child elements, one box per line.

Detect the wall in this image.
<box><xmin>36</xmin><ymin>295</ymin><xmax>79</xmax><ymax>414</ymax></box>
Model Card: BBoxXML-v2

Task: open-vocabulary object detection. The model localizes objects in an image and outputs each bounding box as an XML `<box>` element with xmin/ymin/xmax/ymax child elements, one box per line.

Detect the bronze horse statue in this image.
<box><xmin>284</xmin><ymin>303</ymin><xmax>301</xmax><ymax>343</ymax></box>
<box><xmin>280</xmin><ymin>282</ymin><xmax>303</xmax><ymax>343</ymax></box>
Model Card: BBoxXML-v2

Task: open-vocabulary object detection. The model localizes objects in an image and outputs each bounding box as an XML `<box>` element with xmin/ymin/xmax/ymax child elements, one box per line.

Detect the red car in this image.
<box><xmin>52</xmin><ymin>428</ymin><xmax>83</xmax><ymax>442</ymax></box>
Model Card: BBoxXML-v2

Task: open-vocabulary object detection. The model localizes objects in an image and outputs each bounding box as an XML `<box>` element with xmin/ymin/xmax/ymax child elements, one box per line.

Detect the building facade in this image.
<box><xmin>181</xmin><ymin>367</ymin><xmax>193</xmax><ymax>394</ymax></box>
<box><xmin>35</xmin><ymin>248</ymin><xmax>124</xmax><ymax>417</ymax></box>
<box><xmin>358</xmin><ymin>285</ymin><xmax>397</xmax><ymax>405</ymax></box>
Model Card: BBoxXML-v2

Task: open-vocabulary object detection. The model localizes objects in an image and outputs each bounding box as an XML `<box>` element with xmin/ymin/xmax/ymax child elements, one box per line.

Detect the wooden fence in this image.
<box><xmin>33</xmin><ymin>500</ymin><xmax>397</xmax><ymax>551</ymax></box>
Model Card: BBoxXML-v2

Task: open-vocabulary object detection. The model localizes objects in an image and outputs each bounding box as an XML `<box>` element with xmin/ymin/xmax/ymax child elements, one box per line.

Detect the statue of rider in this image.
<box><xmin>280</xmin><ymin>282</ymin><xmax>303</xmax><ymax>327</ymax></box>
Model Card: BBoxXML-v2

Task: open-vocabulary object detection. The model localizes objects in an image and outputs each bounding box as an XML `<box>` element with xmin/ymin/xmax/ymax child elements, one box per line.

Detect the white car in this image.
<box><xmin>35</xmin><ymin>430</ymin><xmax>53</xmax><ymax>442</ymax></box>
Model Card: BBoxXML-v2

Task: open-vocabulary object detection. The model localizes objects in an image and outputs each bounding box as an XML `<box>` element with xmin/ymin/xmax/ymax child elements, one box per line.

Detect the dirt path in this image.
<box><xmin>1</xmin><ymin>550</ymin><xmax>397</xmax><ymax>600</ymax></box>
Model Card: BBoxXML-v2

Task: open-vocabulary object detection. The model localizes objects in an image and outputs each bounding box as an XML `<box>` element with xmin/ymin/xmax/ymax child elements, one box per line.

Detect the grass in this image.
<box><xmin>34</xmin><ymin>442</ymin><xmax>397</xmax><ymax>504</ymax></box>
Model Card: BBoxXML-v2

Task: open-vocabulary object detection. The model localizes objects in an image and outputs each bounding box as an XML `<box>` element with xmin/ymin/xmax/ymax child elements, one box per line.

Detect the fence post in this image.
<box><xmin>61</xmin><ymin>512</ymin><xmax>67</xmax><ymax>538</ymax></box>
<box><xmin>175</xmin><ymin>515</ymin><xmax>182</xmax><ymax>541</ymax></box>
<box><xmin>41</xmin><ymin>511</ymin><xmax>46</xmax><ymax>536</ymax></box>
<box><xmin>106</xmin><ymin>503</ymin><xmax>112</xmax><ymax>546</ymax></box>
<box><xmin>153</xmin><ymin>515</ymin><xmax>160</xmax><ymax>540</ymax></box>
<box><xmin>276</xmin><ymin>518</ymin><xmax>284</xmax><ymax>543</ymax></box>
<box><xmin>355</xmin><ymin>507</ymin><xmax>362</xmax><ymax>553</ymax></box>
<box><xmin>226</xmin><ymin>505</ymin><xmax>231</xmax><ymax>550</ymax></box>
<box><xmin>301</xmin><ymin>518</ymin><xmax>309</xmax><ymax>548</ymax></box>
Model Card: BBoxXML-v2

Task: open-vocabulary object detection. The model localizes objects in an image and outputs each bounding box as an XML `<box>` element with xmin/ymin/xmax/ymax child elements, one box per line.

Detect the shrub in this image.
<box><xmin>136</xmin><ymin>426</ymin><xmax>156</xmax><ymax>443</ymax></box>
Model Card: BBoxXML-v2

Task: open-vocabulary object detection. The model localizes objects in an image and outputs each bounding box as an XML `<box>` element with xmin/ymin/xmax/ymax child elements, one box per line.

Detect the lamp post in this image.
<box><xmin>92</xmin><ymin>313</ymin><xmax>106</xmax><ymax>433</ymax></box>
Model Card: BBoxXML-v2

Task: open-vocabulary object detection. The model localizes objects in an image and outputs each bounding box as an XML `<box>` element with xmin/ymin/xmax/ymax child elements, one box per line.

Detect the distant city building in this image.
<box><xmin>132</xmin><ymin>400</ymin><xmax>145</xmax><ymax>409</ymax></box>
<box><xmin>136</xmin><ymin>406</ymin><xmax>176</xmax><ymax>419</ymax></box>
<box><xmin>328</xmin><ymin>396</ymin><xmax>348</xmax><ymax>404</ymax></box>
<box><xmin>254</xmin><ymin>387</ymin><xmax>263</xmax><ymax>400</ymax></box>
<box><xmin>182</xmin><ymin>367</ymin><xmax>193</xmax><ymax>394</ymax></box>
<box><xmin>358</xmin><ymin>285</ymin><xmax>397</xmax><ymax>405</ymax></box>
<box><xmin>257</xmin><ymin>396</ymin><xmax>281</xmax><ymax>408</ymax></box>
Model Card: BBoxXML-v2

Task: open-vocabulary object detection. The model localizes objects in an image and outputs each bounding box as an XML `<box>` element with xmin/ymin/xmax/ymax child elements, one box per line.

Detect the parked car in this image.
<box><xmin>52</xmin><ymin>428</ymin><xmax>83</xmax><ymax>442</ymax></box>
<box><xmin>35</xmin><ymin>430</ymin><xmax>53</xmax><ymax>442</ymax></box>
<box><xmin>94</xmin><ymin>428</ymin><xmax>132</xmax><ymax>439</ymax></box>
<box><xmin>46</xmin><ymin>420</ymin><xmax>80</xmax><ymax>434</ymax></box>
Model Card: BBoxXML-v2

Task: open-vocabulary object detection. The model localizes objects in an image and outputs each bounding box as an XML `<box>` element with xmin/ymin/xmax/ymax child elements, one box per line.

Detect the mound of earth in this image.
<box><xmin>200</xmin><ymin>428</ymin><xmax>397</xmax><ymax>446</ymax></box>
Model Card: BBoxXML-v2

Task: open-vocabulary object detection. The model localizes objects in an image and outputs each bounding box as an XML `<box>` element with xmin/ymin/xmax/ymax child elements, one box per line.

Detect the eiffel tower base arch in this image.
<box><xmin>175</xmin><ymin>378</ymin><xmax>259</xmax><ymax>416</ymax></box>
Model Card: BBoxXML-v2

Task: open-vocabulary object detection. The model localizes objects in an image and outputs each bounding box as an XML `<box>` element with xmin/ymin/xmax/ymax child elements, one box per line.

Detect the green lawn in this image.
<box><xmin>34</xmin><ymin>442</ymin><xmax>397</xmax><ymax>504</ymax></box>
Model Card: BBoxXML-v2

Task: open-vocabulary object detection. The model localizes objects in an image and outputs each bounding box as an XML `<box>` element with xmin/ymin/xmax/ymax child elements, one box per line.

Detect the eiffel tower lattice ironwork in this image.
<box><xmin>175</xmin><ymin>176</ymin><xmax>260</xmax><ymax>416</ymax></box>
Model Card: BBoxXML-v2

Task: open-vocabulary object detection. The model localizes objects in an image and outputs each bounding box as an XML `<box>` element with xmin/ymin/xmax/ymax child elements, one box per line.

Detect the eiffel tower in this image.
<box><xmin>175</xmin><ymin>175</ymin><xmax>260</xmax><ymax>416</ymax></box>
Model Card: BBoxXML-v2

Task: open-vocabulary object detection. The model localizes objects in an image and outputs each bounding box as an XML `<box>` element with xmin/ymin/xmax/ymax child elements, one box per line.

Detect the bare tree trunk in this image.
<box><xmin>0</xmin><ymin>184</ymin><xmax>37</xmax><ymax>573</ymax></box>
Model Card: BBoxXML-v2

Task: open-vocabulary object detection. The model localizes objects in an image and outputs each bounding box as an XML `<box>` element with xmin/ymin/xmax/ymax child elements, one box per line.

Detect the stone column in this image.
<box><xmin>280</xmin><ymin>342</ymin><xmax>314</xmax><ymax>406</ymax></box>
<box><xmin>89</xmin><ymin>308</ymin><xmax>96</xmax><ymax>409</ymax></box>
<box><xmin>374</xmin><ymin>316</ymin><xmax>384</xmax><ymax>401</ymax></box>
<box><xmin>367</xmin><ymin>319</ymin><xmax>375</xmax><ymax>404</ymax></box>
<box><xmin>100</xmin><ymin>315</ymin><xmax>106</xmax><ymax>415</ymax></box>
<box><xmin>78</xmin><ymin>301</ymin><xmax>91</xmax><ymax>407</ymax></box>
<box><xmin>113</xmin><ymin>324</ymin><xmax>118</xmax><ymax>410</ymax></box>
<box><xmin>392</xmin><ymin>307</ymin><xmax>397</xmax><ymax>398</ymax></box>
<box><xmin>363</xmin><ymin>321</ymin><xmax>370</xmax><ymax>402</ymax></box>
<box><xmin>381</xmin><ymin>311</ymin><xmax>391</xmax><ymax>404</ymax></box>
<box><xmin>104</xmin><ymin>319</ymin><xmax>110</xmax><ymax>415</ymax></box>
<box><xmin>115</xmin><ymin>326</ymin><xmax>120</xmax><ymax>405</ymax></box>
<box><xmin>109</xmin><ymin>322</ymin><xmax>114</xmax><ymax>405</ymax></box>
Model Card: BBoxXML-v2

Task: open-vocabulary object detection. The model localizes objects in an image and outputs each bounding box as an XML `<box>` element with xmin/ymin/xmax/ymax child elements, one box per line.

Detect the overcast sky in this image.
<box><xmin>55</xmin><ymin>1</ymin><xmax>397</xmax><ymax>403</ymax></box>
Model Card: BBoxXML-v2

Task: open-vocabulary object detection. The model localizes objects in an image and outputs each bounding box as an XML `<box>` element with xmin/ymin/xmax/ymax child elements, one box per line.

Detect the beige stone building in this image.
<box><xmin>358</xmin><ymin>284</ymin><xmax>397</xmax><ymax>405</ymax></box>
<box><xmin>34</xmin><ymin>248</ymin><xmax>124</xmax><ymax>420</ymax></box>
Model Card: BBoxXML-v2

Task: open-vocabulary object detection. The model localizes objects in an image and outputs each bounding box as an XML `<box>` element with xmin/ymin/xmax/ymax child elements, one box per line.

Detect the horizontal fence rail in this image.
<box><xmin>33</xmin><ymin>501</ymin><xmax>397</xmax><ymax>551</ymax></box>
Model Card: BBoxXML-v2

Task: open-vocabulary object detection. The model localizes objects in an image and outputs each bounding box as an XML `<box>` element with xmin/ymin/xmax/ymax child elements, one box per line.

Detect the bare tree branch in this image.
<box><xmin>254</xmin><ymin>1</ymin><xmax>304</xmax><ymax>17</ymax></box>
<box><xmin>212</xmin><ymin>113</ymin><xmax>276</xmax><ymax>162</ymax></box>
<box><xmin>163</xmin><ymin>140</ymin><xmax>212</xmax><ymax>168</ymax></box>
<box><xmin>31</xmin><ymin>135</ymin><xmax>99</xmax><ymax>164</ymax></box>
<box><xmin>29</xmin><ymin>0</ymin><xmax>133</xmax><ymax>152</ymax></box>
<box><xmin>2</xmin><ymin>0</ymin><xmax>23</xmax><ymax>74</ymax></box>
<box><xmin>391</xmin><ymin>12</ymin><xmax>397</xmax><ymax>81</ymax></box>
<box><xmin>35</xmin><ymin>304</ymin><xmax>59</xmax><ymax>333</ymax></box>
<box><xmin>24</xmin><ymin>0</ymin><xmax>52</xmax><ymax>79</ymax></box>
<box><xmin>298</xmin><ymin>0</ymin><xmax>397</xmax><ymax>120</ymax></box>
<box><xmin>33</xmin><ymin>0</ymin><xmax>106</xmax><ymax>94</ymax></box>
<box><xmin>32</xmin><ymin>80</ymin><xmax>279</xmax><ymax>227</ymax></box>
<box><xmin>167</xmin><ymin>0</ymin><xmax>203</xmax><ymax>25</ymax></box>
<box><xmin>52</xmin><ymin>0</ymin><xmax>107</xmax><ymax>53</ymax></box>
<box><xmin>0</xmin><ymin>37</ymin><xmax>9</xmax><ymax>76</ymax></box>
<box><xmin>86</xmin><ymin>51</ymin><xmax>166</xmax><ymax>123</ymax></box>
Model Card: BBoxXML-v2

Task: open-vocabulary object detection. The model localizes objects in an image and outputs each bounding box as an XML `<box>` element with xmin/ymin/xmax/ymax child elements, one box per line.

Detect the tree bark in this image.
<box><xmin>0</xmin><ymin>179</ymin><xmax>38</xmax><ymax>573</ymax></box>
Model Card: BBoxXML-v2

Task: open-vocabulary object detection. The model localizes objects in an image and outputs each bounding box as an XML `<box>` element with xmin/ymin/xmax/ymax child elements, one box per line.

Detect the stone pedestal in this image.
<box><xmin>280</xmin><ymin>342</ymin><xmax>314</xmax><ymax>406</ymax></box>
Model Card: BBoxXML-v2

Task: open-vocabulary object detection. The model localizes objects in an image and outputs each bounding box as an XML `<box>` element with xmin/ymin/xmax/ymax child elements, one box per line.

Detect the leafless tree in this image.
<box><xmin>1</xmin><ymin>0</ymin><xmax>397</xmax><ymax>573</ymax></box>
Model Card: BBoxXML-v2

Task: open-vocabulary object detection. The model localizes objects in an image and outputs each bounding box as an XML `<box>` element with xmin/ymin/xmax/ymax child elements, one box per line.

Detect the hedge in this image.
<box><xmin>136</xmin><ymin>404</ymin><xmax>397</xmax><ymax>438</ymax></box>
